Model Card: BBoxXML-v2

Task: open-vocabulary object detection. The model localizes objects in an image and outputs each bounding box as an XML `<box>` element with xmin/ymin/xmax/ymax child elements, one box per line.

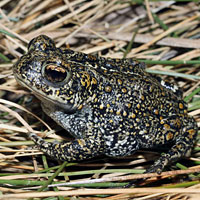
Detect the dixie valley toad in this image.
<box><xmin>13</xmin><ymin>35</ymin><xmax>198</xmax><ymax>174</ymax></box>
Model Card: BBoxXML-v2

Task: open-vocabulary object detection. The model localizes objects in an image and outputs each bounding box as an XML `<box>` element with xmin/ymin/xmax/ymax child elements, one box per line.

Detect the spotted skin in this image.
<box><xmin>13</xmin><ymin>35</ymin><xmax>198</xmax><ymax>174</ymax></box>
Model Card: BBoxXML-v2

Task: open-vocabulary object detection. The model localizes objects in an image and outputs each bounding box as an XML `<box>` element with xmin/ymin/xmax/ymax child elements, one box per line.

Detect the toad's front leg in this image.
<box><xmin>30</xmin><ymin>133</ymin><xmax>104</xmax><ymax>161</ymax></box>
<box><xmin>31</xmin><ymin>102</ymin><xmax>104</xmax><ymax>161</ymax></box>
<box><xmin>40</xmin><ymin>102</ymin><xmax>94</xmax><ymax>139</ymax></box>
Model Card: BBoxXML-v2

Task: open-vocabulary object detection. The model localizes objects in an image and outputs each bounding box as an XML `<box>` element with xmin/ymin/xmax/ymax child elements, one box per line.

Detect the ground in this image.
<box><xmin>0</xmin><ymin>1</ymin><xmax>199</xmax><ymax>199</ymax></box>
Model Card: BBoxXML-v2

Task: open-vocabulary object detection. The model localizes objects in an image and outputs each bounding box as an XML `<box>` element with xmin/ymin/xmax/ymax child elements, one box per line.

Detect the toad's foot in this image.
<box><xmin>146</xmin><ymin>143</ymin><xmax>193</xmax><ymax>174</ymax></box>
<box><xmin>29</xmin><ymin>133</ymin><xmax>104</xmax><ymax>162</ymax></box>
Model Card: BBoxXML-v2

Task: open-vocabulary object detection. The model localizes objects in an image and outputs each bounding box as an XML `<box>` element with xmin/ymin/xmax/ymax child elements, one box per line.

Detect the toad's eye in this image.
<box><xmin>42</xmin><ymin>64</ymin><xmax>71</xmax><ymax>86</ymax></box>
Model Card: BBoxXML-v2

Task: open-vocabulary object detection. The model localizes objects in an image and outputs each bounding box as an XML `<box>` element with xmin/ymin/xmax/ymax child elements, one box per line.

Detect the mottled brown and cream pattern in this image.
<box><xmin>13</xmin><ymin>35</ymin><xmax>198</xmax><ymax>174</ymax></box>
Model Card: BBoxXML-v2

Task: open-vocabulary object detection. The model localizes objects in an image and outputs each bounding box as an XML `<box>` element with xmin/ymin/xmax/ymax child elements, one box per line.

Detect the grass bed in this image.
<box><xmin>0</xmin><ymin>0</ymin><xmax>199</xmax><ymax>199</ymax></box>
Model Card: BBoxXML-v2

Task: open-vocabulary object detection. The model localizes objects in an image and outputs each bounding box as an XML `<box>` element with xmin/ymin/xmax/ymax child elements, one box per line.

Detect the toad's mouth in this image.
<box><xmin>14</xmin><ymin>74</ymin><xmax>78</xmax><ymax>113</ymax></box>
<box><xmin>34</xmin><ymin>93</ymin><xmax>78</xmax><ymax>113</ymax></box>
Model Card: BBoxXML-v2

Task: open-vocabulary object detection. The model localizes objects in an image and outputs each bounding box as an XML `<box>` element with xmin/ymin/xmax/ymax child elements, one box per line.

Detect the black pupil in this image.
<box><xmin>44</xmin><ymin>65</ymin><xmax>67</xmax><ymax>83</ymax></box>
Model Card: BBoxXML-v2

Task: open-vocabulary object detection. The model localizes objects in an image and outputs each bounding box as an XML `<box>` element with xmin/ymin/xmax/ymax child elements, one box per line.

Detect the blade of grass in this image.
<box><xmin>138</xmin><ymin>59</ymin><xmax>200</xmax><ymax>65</ymax></box>
<box><xmin>123</xmin><ymin>28</ymin><xmax>139</xmax><ymax>58</ymax></box>
<box><xmin>146</xmin><ymin>69</ymin><xmax>200</xmax><ymax>80</ymax></box>
<box><xmin>184</xmin><ymin>87</ymin><xmax>200</xmax><ymax>103</ymax></box>
<box><xmin>152</xmin><ymin>12</ymin><xmax>168</xmax><ymax>31</ymax></box>
<box><xmin>0</xmin><ymin>53</ymin><xmax>10</xmax><ymax>62</ymax></box>
<box><xmin>37</xmin><ymin>161</ymin><xmax>68</xmax><ymax>192</ymax></box>
<box><xmin>0</xmin><ymin>29</ymin><xmax>16</xmax><ymax>38</ymax></box>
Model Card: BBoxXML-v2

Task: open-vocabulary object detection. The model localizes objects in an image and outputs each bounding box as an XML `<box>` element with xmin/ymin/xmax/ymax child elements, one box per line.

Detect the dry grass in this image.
<box><xmin>0</xmin><ymin>0</ymin><xmax>200</xmax><ymax>199</ymax></box>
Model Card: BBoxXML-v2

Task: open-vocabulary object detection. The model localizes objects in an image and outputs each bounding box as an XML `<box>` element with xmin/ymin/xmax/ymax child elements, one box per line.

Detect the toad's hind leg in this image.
<box><xmin>30</xmin><ymin>133</ymin><xmax>104</xmax><ymax>161</ymax></box>
<box><xmin>146</xmin><ymin>116</ymin><xmax>197</xmax><ymax>174</ymax></box>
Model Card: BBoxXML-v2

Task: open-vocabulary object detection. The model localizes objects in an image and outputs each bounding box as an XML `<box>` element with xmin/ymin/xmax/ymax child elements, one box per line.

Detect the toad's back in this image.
<box><xmin>13</xmin><ymin>35</ymin><xmax>198</xmax><ymax>174</ymax></box>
